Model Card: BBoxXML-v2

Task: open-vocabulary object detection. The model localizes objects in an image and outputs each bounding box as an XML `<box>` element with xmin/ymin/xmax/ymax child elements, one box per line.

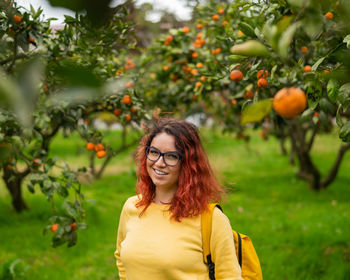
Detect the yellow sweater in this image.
<box><xmin>114</xmin><ymin>195</ymin><xmax>243</xmax><ymax>280</ymax></box>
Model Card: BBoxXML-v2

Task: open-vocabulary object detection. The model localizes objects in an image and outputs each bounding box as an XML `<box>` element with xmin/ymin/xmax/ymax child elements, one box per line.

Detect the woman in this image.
<box><xmin>114</xmin><ymin>118</ymin><xmax>242</xmax><ymax>280</ymax></box>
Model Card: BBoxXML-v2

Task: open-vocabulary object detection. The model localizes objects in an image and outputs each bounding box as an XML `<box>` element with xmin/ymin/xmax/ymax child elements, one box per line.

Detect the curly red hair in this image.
<box><xmin>135</xmin><ymin>118</ymin><xmax>225</xmax><ymax>221</ymax></box>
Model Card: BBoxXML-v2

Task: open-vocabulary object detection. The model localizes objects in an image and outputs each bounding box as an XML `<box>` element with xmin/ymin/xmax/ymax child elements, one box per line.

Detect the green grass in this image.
<box><xmin>1</xmin><ymin>129</ymin><xmax>350</xmax><ymax>280</ymax></box>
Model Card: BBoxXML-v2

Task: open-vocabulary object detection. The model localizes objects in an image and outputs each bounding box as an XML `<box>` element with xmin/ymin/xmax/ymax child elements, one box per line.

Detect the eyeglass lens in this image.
<box><xmin>146</xmin><ymin>147</ymin><xmax>181</xmax><ymax>166</ymax></box>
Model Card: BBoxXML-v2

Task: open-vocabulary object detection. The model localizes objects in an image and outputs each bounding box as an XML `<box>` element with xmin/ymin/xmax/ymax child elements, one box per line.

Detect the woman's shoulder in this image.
<box><xmin>121</xmin><ymin>195</ymin><xmax>142</xmax><ymax>214</ymax></box>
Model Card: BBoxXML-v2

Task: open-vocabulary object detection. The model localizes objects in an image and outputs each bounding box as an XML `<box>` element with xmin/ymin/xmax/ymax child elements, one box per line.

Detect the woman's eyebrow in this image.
<box><xmin>149</xmin><ymin>146</ymin><xmax>179</xmax><ymax>153</ymax></box>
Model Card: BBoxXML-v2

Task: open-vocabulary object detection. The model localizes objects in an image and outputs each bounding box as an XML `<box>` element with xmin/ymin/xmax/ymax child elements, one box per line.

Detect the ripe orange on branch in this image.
<box><xmin>257</xmin><ymin>78</ymin><xmax>268</xmax><ymax>88</ymax></box>
<box><xmin>51</xmin><ymin>224</ymin><xmax>59</xmax><ymax>233</ymax></box>
<box><xmin>211</xmin><ymin>14</ymin><xmax>219</xmax><ymax>21</ymax></box>
<box><xmin>113</xmin><ymin>109</ymin><xmax>122</xmax><ymax>116</ymax></box>
<box><xmin>325</xmin><ymin>12</ymin><xmax>334</xmax><ymax>20</ymax></box>
<box><xmin>304</xmin><ymin>65</ymin><xmax>312</xmax><ymax>72</ymax></box>
<box><xmin>96</xmin><ymin>150</ymin><xmax>106</xmax><ymax>158</ymax></box>
<box><xmin>122</xmin><ymin>95</ymin><xmax>132</xmax><ymax>105</ymax></box>
<box><xmin>256</xmin><ymin>70</ymin><xmax>269</xmax><ymax>79</ymax></box>
<box><xmin>70</xmin><ymin>222</ymin><xmax>77</xmax><ymax>231</ymax></box>
<box><xmin>300</xmin><ymin>47</ymin><xmax>308</xmax><ymax>53</ymax></box>
<box><xmin>273</xmin><ymin>88</ymin><xmax>307</xmax><ymax>118</ymax></box>
<box><xmin>182</xmin><ymin>26</ymin><xmax>190</xmax><ymax>33</ymax></box>
<box><xmin>13</xmin><ymin>15</ymin><xmax>22</xmax><ymax>24</ymax></box>
<box><xmin>230</xmin><ymin>70</ymin><xmax>243</xmax><ymax>82</ymax></box>
<box><xmin>86</xmin><ymin>142</ymin><xmax>95</xmax><ymax>151</ymax></box>
<box><xmin>94</xmin><ymin>143</ymin><xmax>105</xmax><ymax>152</ymax></box>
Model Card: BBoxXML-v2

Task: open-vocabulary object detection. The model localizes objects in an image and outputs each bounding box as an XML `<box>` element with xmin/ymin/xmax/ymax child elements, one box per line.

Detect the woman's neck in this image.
<box><xmin>153</xmin><ymin>187</ymin><xmax>177</xmax><ymax>205</ymax></box>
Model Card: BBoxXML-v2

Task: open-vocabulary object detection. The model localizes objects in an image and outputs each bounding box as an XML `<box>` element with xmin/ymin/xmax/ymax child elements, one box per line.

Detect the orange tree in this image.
<box><xmin>139</xmin><ymin>0</ymin><xmax>350</xmax><ymax>190</ymax></box>
<box><xmin>0</xmin><ymin>1</ymin><xmax>146</xmax><ymax>246</ymax></box>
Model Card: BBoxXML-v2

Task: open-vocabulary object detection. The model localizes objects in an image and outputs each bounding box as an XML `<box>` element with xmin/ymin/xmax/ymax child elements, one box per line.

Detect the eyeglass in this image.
<box><xmin>146</xmin><ymin>146</ymin><xmax>182</xmax><ymax>167</ymax></box>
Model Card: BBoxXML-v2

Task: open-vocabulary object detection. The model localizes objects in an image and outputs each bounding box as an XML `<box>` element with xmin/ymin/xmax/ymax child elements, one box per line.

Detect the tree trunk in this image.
<box><xmin>296</xmin><ymin>150</ymin><xmax>322</xmax><ymax>190</ymax></box>
<box><xmin>3</xmin><ymin>168</ymin><xmax>28</xmax><ymax>212</ymax></box>
<box><xmin>288</xmin><ymin>121</ymin><xmax>321</xmax><ymax>190</ymax></box>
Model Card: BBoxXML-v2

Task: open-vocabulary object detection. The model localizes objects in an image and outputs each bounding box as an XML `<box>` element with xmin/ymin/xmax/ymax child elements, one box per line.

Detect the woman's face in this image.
<box><xmin>146</xmin><ymin>132</ymin><xmax>181</xmax><ymax>193</ymax></box>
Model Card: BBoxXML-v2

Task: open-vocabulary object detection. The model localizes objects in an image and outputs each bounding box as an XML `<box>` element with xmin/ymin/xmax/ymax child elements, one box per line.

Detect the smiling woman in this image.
<box><xmin>114</xmin><ymin>118</ymin><xmax>243</xmax><ymax>280</ymax></box>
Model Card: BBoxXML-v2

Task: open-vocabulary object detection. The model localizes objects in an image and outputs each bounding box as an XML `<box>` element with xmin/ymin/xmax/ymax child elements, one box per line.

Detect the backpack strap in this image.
<box><xmin>201</xmin><ymin>203</ymin><xmax>222</xmax><ymax>280</ymax></box>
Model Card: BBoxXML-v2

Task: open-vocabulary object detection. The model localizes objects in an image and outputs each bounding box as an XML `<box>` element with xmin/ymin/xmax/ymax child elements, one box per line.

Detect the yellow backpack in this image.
<box><xmin>201</xmin><ymin>203</ymin><xmax>263</xmax><ymax>280</ymax></box>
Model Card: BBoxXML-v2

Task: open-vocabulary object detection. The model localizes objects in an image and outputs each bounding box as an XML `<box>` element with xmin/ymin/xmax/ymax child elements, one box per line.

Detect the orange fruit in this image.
<box><xmin>222</xmin><ymin>20</ymin><xmax>229</xmax><ymax>27</ymax></box>
<box><xmin>200</xmin><ymin>76</ymin><xmax>206</xmax><ymax>82</ymax></box>
<box><xmin>94</xmin><ymin>143</ymin><xmax>105</xmax><ymax>152</ymax></box>
<box><xmin>29</xmin><ymin>36</ymin><xmax>35</xmax><ymax>43</ymax></box>
<box><xmin>195</xmin><ymin>81</ymin><xmax>202</xmax><ymax>88</ymax></box>
<box><xmin>197</xmin><ymin>23</ymin><xmax>204</xmax><ymax>29</ymax></box>
<box><xmin>196</xmin><ymin>62</ymin><xmax>204</xmax><ymax>68</ymax></box>
<box><xmin>86</xmin><ymin>142</ymin><xmax>95</xmax><ymax>151</ymax></box>
<box><xmin>191</xmin><ymin>69</ymin><xmax>199</xmax><ymax>76</ymax></box>
<box><xmin>196</xmin><ymin>32</ymin><xmax>202</xmax><ymax>39</ymax></box>
<box><xmin>163</xmin><ymin>65</ymin><xmax>169</xmax><ymax>71</ymax></box>
<box><xmin>273</xmin><ymin>87</ymin><xmax>307</xmax><ymax>118</ymax></box>
<box><xmin>51</xmin><ymin>224</ymin><xmax>59</xmax><ymax>233</ymax></box>
<box><xmin>130</xmin><ymin>106</ymin><xmax>137</xmax><ymax>113</ymax></box>
<box><xmin>232</xmin><ymin>99</ymin><xmax>237</xmax><ymax>106</ymax></box>
<box><xmin>122</xmin><ymin>95</ymin><xmax>132</xmax><ymax>105</ymax></box>
<box><xmin>113</xmin><ymin>109</ymin><xmax>122</xmax><ymax>116</ymax></box>
<box><xmin>256</xmin><ymin>70</ymin><xmax>269</xmax><ymax>79</ymax></box>
<box><xmin>125</xmin><ymin>114</ymin><xmax>131</xmax><ymax>122</ymax></box>
<box><xmin>70</xmin><ymin>222</ymin><xmax>77</xmax><ymax>231</ymax></box>
<box><xmin>182</xmin><ymin>26</ymin><xmax>190</xmax><ymax>33</ymax></box>
<box><xmin>325</xmin><ymin>12</ymin><xmax>334</xmax><ymax>20</ymax></box>
<box><xmin>192</xmin><ymin>52</ymin><xmax>198</xmax><ymax>58</ymax></box>
<box><xmin>96</xmin><ymin>150</ymin><xmax>106</xmax><ymax>158</ymax></box>
<box><xmin>125</xmin><ymin>82</ymin><xmax>133</xmax><ymax>88</ymax></box>
<box><xmin>313</xmin><ymin>112</ymin><xmax>319</xmax><ymax>117</ymax></box>
<box><xmin>33</xmin><ymin>158</ymin><xmax>40</xmax><ymax>167</ymax></box>
<box><xmin>212</xmin><ymin>14</ymin><xmax>219</xmax><ymax>21</ymax></box>
<box><xmin>13</xmin><ymin>15</ymin><xmax>22</xmax><ymax>24</ymax></box>
<box><xmin>323</xmin><ymin>69</ymin><xmax>330</xmax><ymax>74</ymax></box>
<box><xmin>243</xmin><ymin>91</ymin><xmax>254</xmax><ymax>99</ymax></box>
<box><xmin>230</xmin><ymin>70</ymin><xmax>243</xmax><ymax>82</ymax></box>
<box><xmin>218</xmin><ymin>8</ymin><xmax>224</xmax><ymax>14</ymax></box>
<box><xmin>301</xmin><ymin>46</ymin><xmax>308</xmax><ymax>53</ymax></box>
<box><xmin>304</xmin><ymin>65</ymin><xmax>312</xmax><ymax>72</ymax></box>
<box><xmin>165</xmin><ymin>35</ymin><xmax>173</xmax><ymax>45</ymax></box>
<box><xmin>238</xmin><ymin>30</ymin><xmax>244</xmax><ymax>36</ymax></box>
<box><xmin>257</xmin><ymin>78</ymin><xmax>268</xmax><ymax>88</ymax></box>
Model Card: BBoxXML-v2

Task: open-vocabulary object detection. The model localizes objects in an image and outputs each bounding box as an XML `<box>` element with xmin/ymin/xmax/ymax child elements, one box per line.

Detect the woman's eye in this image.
<box><xmin>150</xmin><ymin>149</ymin><xmax>159</xmax><ymax>155</ymax></box>
<box><xmin>166</xmin><ymin>153</ymin><xmax>179</xmax><ymax>160</ymax></box>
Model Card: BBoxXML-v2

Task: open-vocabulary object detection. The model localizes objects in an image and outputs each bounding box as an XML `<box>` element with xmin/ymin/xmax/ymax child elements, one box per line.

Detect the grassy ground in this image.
<box><xmin>0</xmin><ymin>129</ymin><xmax>350</xmax><ymax>280</ymax></box>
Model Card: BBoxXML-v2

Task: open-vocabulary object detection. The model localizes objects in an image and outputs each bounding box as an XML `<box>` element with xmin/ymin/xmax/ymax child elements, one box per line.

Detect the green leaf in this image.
<box><xmin>300</xmin><ymin>108</ymin><xmax>314</xmax><ymax>122</ymax></box>
<box><xmin>319</xmin><ymin>98</ymin><xmax>335</xmax><ymax>114</ymax></box>
<box><xmin>63</xmin><ymin>201</ymin><xmax>78</xmax><ymax>218</ymax></box>
<box><xmin>312</xmin><ymin>57</ymin><xmax>325</xmax><ymax>71</ymax></box>
<box><xmin>339</xmin><ymin>121</ymin><xmax>350</xmax><ymax>142</ymax></box>
<box><xmin>238</xmin><ymin>22</ymin><xmax>256</xmax><ymax>38</ymax></box>
<box><xmin>227</xmin><ymin>55</ymin><xmax>246</xmax><ymax>62</ymax></box>
<box><xmin>344</xmin><ymin>35</ymin><xmax>350</xmax><ymax>49</ymax></box>
<box><xmin>306</xmin><ymin>81</ymin><xmax>322</xmax><ymax>110</ymax></box>
<box><xmin>336</xmin><ymin>105</ymin><xmax>344</xmax><ymax>127</ymax></box>
<box><xmin>230</xmin><ymin>40</ymin><xmax>269</xmax><ymax>57</ymax></box>
<box><xmin>327</xmin><ymin>79</ymin><xmax>339</xmax><ymax>102</ymax></box>
<box><xmin>241</xmin><ymin>100</ymin><xmax>273</xmax><ymax>125</ymax></box>
<box><xmin>278</xmin><ymin>22</ymin><xmax>300</xmax><ymax>58</ymax></box>
<box><xmin>339</xmin><ymin>83</ymin><xmax>350</xmax><ymax>110</ymax></box>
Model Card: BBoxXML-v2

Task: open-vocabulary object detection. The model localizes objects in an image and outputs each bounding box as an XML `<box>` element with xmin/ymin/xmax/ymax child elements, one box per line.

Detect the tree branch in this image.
<box><xmin>307</xmin><ymin>122</ymin><xmax>319</xmax><ymax>152</ymax></box>
<box><xmin>321</xmin><ymin>143</ymin><xmax>350</xmax><ymax>188</ymax></box>
<box><xmin>0</xmin><ymin>54</ymin><xmax>28</xmax><ymax>66</ymax></box>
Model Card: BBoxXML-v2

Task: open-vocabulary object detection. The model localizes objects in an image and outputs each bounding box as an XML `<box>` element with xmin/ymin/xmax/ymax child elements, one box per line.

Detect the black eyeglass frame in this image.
<box><xmin>145</xmin><ymin>146</ymin><xmax>182</xmax><ymax>167</ymax></box>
